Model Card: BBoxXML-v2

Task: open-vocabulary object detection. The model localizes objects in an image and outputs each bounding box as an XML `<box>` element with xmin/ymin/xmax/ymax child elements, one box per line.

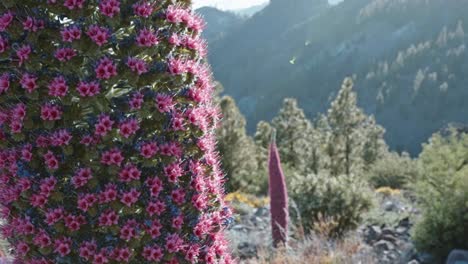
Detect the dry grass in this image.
<box><xmin>241</xmin><ymin>233</ymin><xmax>377</xmax><ymax>264</ymax></box>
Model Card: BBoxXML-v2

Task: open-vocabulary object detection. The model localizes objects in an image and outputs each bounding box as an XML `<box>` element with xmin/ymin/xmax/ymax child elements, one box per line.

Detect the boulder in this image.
<box><xmin>446</xmin><ymin>250</ymin><xmax>468</xmax><ymax>264</ymax></box>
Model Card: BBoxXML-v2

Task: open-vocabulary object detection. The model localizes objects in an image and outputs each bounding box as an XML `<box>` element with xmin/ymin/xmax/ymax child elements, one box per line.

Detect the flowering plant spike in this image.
<box><xmin>0</xmin><ymin>0</ymin><xmax>233</xmax><ymax>263</ymax></box>
<box><xmin>268</xmin><ymin>129</ymin><xmax>289</xmax><ymax>246</ymax></box>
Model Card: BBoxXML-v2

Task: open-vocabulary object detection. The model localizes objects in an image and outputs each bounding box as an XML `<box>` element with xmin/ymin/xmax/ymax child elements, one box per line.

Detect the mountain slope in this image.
<box><xmin>207</xmin><ymin>0</ymin><xmax>468</xmax><ymax>154</ymax></box>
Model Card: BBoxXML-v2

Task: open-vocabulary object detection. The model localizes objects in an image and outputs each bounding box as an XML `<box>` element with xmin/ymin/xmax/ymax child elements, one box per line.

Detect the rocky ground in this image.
<box><xmin>226</xmin><ymin>191</ymin><xmax>437</xmax><ymax>264</ymax></box>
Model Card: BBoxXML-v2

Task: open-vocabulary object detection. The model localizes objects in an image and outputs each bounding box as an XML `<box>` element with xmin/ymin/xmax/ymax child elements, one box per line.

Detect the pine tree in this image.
<box><xmin>0</xmin><ymin>1</ymin><xmax>233</xmax><ymax>263</ymax></box>
<box><xmin>217</xmin><ymin>96</ymin><xmax>260</xmax><ymax>193</ymax></box>
<box><xmin>271</xmin><ymin>98</ymin><xmax>315</xmax><ymax>173</ymax></box>
<box><xmin>325</xmin><ymin>78</ymin><xmax>386</xmax><ymax>176</ymax></box>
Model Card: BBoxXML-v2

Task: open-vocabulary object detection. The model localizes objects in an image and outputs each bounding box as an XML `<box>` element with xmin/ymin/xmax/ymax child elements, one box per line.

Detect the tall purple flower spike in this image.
<box><xmin>0</xmin><ymin>1</ymin><xmax>233</xmax><ymax>263</ymax></box>
<box><xmin>268</xmin><ymin>129</ymin><xmax>289</xmax><ymax>246</ymax></box>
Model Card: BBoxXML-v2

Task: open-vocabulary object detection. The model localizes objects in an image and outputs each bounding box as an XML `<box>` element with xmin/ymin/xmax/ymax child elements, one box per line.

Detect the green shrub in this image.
<box><xmin>290</xmin><ymin>173</ymin><xmax>373</xmax><ymax>237</ymax></box>
<box><xmin>413</xmin><ymin>129</ymin><xmax>468</xmax><ymax>261</ymax></box>
<box><xmin>366</xmin><ymin>152</ymin><xmax>419</xmax><ymax>189</ymax></box>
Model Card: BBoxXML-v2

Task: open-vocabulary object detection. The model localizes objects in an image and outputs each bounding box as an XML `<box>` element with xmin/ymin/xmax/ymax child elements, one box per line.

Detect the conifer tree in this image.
<box><xmin>0</xmin><ymin>1</ymin><xmax>233</xmax><ymax>263</ymax></box>
<box><xmin>271</xmin><ymin>98</ymin><xmax>315</xmax><ymax>173</ymax></box>
<box><xmin>217</xmin><ymin>96</ymin><xmax>259</xmax><ymax>193</ymax></box>
<box><xmin>325</xmin><ymin>78</ymin><xmax>386</xmax><ymax>176</ymax></box>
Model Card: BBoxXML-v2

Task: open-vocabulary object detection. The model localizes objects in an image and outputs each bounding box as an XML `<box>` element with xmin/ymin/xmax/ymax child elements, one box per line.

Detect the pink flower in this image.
<box><xmin>166</xmin><ymin>6</ymin><xmax>183</xmax><ymax>23</ymax></box>
<box><xmin>71</xmin><ymin>168</ymin><xmax>93</xmax><ymax>188</ymax></box>
<box><xmin>11</xmin><ymin>103</ymin><xmax>26</xmax><ymax>119</ymax></box>
<box><xmin>155</xmin><ymin>94</ymin><xmax>175</xmax><ymax>113</ymax></box>
<box><xmin>168</xmin><ymin>33</ymin><xmax>181</xmax><ymax>46</ymax></box>
<box><xmin>99</xmin><ymin>0</ymin><xmax>120</xmax><ymax>18</ymax></box>
<box><xmin>64</xmin><ymin>214</ymin><xmax>86</xmax><ymax>231</ymax></box>
<box><xmin>164</xmin><ymin>162</ymin><xmax>183</xmax><ymax>183</ymax></box>
<box><xmin>40</xmin><ymin>104</ymin><xmax>62</xmax><ymax>121</ymax></box>
<box><xmin>171</xmin><ymin>113</ymin><xmax>186</xmax><ymax>131</ymax></box>
<box><xmin>20</xmin><ymin>145</ymin><xmax>33</xmax><ymax>162</ymax></box>
<box><xmin>93</xmin><ymin>250</ymin><xmax>109</xmax><ymax>264</ymax></box>
<box><xmin>167</xmin><ymin>57</ymin><xmax>186</xmax><ymax>75</ymax></box>
<box><xmin>98</xmin><ymin>209</ymin><xmax>119</xmax><ymax>227</ymax></box>
<box><xmin>61</xmin><ymin>25</ymin><xmax>81</xmax><ymax>42</ymax></box>
<box><xmin>185</xmin><ymin>244</ymin><xmax>201</xmax><ymax>263</ymax></box>
<box><xmin>140</xmin><ymin>141</ymin><xmax>158</xmax><ymax>158</ymax></box>
<box><xmin>48</xmin><ymin>76</ymin><xmax>69</xmax><ymax>97</ymax></box>
<box><xmin>95</xmin><ymin>57</ymin><xmax>117</xmax><ymax>80</ymax></box>
<box><xmin>146</xmin><ymin>177</ymin><xmax>163</xmax><ymax>198</ymax></box>
<box><xmin>79</xmin><ymin>240</ymin><xmax>97</xmax><ymax>261</ymax></box>
<box><xmin>45</xmin><ymin>208</ymin><xmax>64</xmax><ymax>226</ymax></box>
<box><xmin>136</xmin><ymin>28</ymin><xmax>159</xmax><ymax>47</ymax></box>
<box><xmin>119</xmin><ymin>224</ymin><xmax>136</xmax><ymax>241</ymax></box>
<box><xmin>171</xmin><ymin>189</ymin><xmax>185</xmax><ymax>205</ymax></box>
<box><xmin>0</xmin><ymin>36</ymin><xmax>9</xmax><ymax>53</ymax></box>
<box><xmin>17</xmin><ymin>45</ymin><xmax>32</xmax><ymax>66</ymax></box>
<box><xmin>87</xmin><ymin>25</ymin><xmax>110</xmax><ymax>46</ymax></box>
<box><xmin>94</xmin><ymin>114</ymin><xmax>114</xmax><ymax>136</ymax></box>
<box><xmin>20</xmin><ymin>73</ymin><xmax>38</xmax><ymax>93</ymax></box>
<box><xmin>129</xmin><ymin>91</ymin><xmax>144</xmax><ymax>109</ymax></box>
<box><xmin>54</xmin><ymin>47</ymin><xmax>77</xmax><ymax>62</ymax></box>
<box><xmin>33</xmin><ymin>230</ymin><xmax>52</xmax><ymax>248</ymax></box>
<box><xmin>101</xmin><ymin>148</ymin><xmax>124</xmax><ymax>166</ymax></box>
<box><xmin>0</xmin><ymin>11</ymin><xmax>14</xmax><ymax>32</ymax></box>
<box><xmin>30</xmin><ymin>194</ymin><xmax>48</xmax><ymax>208</ymax></box>
<box><xmin>0</xmin><ymin>73</ymin><xmax>10</xmax><ymax>94</ymax></box>
<box><xmin>63</xmin><ymin>0</ymin><xmax>85</xmax><ymax>10</ymax></box>
<box><xmin>118</xmin><ymin>163</ymin><xmax>141</xmax><ymax>182</ymax></box>
<box><xmin>120</xmin><ymin>188</ymin><xmax>140</xmax><ymax>207</ymax></box>
<box><xmin>77</xmin><ymin>193</ymin><xmax>97</xmax><ymax>212</ymax></box>
<box><xmin>165</xmin><ymin>233</ymin><xmax>184</xmax><ymax>253</ymax></box>
<box><xmin>142</xmin><ymin>245</ymin><xmax>163</xmax><ymax>261</ymax></box>
<box><xmin>113</xmin><ymin>247</ymin><xmax>132</xmax><ymax>262</ymax></box>
<box><xmin>22</xmin><ymin>17</ymin><xmax>45</xmax><ymax>32</ymax></box>
<box><xmin>39</xmin><ymin>176</ymin><xmax>57</xmax><ymax>197</ymax></box>
<box><xmin>16</xmin><ymin>241</ymin><xmax>30</xmax><ymax>256</ymax></box>
<box><xmin>146</xmin><ymin>200</ymin><xmax>165</xmax><ymax>216</ymax></box>
<box><xmin>133</xmin><ymin>2</ymin><xmax>154</xmax><ymax>17</ymax></box>
<box><xmin>50</xmin><ymin>129</ymin><xmax>72</xmax><ymax>146</ymax></box>
<box><xmin>54</xmin><ymin>237</ymin><xmax>72</xmax><ymax>257</ymax></box>
<box><xmin>126</xmin><ymin>57</ymin><xmax>148</xmax><ymax>75</ymax></box>
<box><xmin>43</xmin><ymin>151</ymin><xmax>59</xmax><ymax>170</ymax></box>
<box><xmin>171</xmin><ymin>215</ymin><xmax>184</xmax><ymax>230</ymax></box>
<box><xmin>76</xmin><ymin>81</ymin><xmax>100</xmax><ymax>97</ymax></box>
<box><xmin>99</xmin><ymin>183</ymin><xmax>118</xmax><ymax>204</ymax></box>
<box><xmin>118</xmin><ymin>118</ymin><xmax>140</xmax><ymax>138</ymax></box>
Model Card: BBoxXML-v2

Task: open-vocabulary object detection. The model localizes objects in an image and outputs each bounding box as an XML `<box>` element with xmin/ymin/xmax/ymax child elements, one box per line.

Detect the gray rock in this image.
<box><xmin>374</xmin><ymin>240</ymin><xmax>395</xmax><ymax>252</ymax></box>
<box><xmin>381</xmin><ymin>234</ymin><xmax>398</xmax><ymax>244</ymax></box>
<box><xmin>383</xmin><ymin>200</ymin><xmax>398</xmax><ymax>212</ymax></box>
<box><xmin>408</xmin><ymin>260</ymin><xmax>420</xmax><ymax>264</ymax></box>
<box><xmin>447</xmin><ymin>250</ymin><xmax>468</xmax><ymax>264</ymax></box>
<box><xmin>366</xmin><ymin>225</ymin><xmax>382</xmax><ymax>242</ymax></box>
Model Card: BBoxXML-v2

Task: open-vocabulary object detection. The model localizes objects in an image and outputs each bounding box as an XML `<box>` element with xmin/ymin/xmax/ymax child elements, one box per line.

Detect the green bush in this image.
<box><xmin>366</xmin><ymin>151</ymin><xmax>420</xmax><ymax>189</ymax></box>
<box><xmin>413</xmin><ymin>129</ymin><xmax>468</xmax><ymax>261</ymax></box>
<box><xmin>290</xmin><ymin>173</ymin><xmax>373</xmax><ymax>237</ymax></box>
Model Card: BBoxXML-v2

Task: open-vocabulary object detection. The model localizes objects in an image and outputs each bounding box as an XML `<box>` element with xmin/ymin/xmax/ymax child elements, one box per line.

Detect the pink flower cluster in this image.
<box><xmin>87</xmin><ymin>25</ymin><xmax>110</xmax><ymax>46</ymax></box>
<box><xmin>95</xmin><ymin>57</ymin><xmax>117</xmax><ymax>79</ymax></box>
<box><xmin>40</xmin><ymin>104</ymin><xmax>62</xmax><ymax>121</ymax></box>
<box><xmin>133</xmin><ymin>1</ymin><xmax>154</xmax><ymax>17</ymax></box>
<box><xmin>118</xmin><ymin>118</ymin><xmax>140</xmax><ymax>138</ymax></box>
<box><xmin>99</xmin><ymin>0</ymin><xmax>121</xmax><ymax>18</ymax></box>
<box><xmin>127</xmin><ymin>57</ymin><xmax>148</xmax><ymax>75</ymax></box>
<box><xmin>0</xmin><ymin>11</ymin><xmax>14</xmax><ymax>32</ymax></box>
<box><xmin>136</xmin><ymin>28</ymin><xmax>159</xmax><ymax>47</ymax></box>
<box><xmin>48</xmin><ymin>76</ymin><xmax>69</xmax><ymax>97</ymax></box>
<box><xmin>0</xmin><ymin>3</ymin><xmax>234</xmax><ymax>264</ymax></box>
<box><xmin>23</xmin><ymin>17</ymin><xmax>45</xmax><ymax>32</ymax></box>
<box><xmin>55</xmin><ymin>47</ymin><xmax>77</xmax><ymax>62</ymax></box>
<box><xmin>76</xmin><ymin>81</ymin><xmax>100</xmax><ymax>97</ymax></box>
<box><xmin>61</xmin><ymin>25</ymin><xmax>81</xmax><ymax>42</ymax></box>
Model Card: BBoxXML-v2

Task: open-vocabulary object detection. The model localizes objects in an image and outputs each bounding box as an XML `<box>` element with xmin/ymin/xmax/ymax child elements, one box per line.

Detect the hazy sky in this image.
<box><xmin>193</xmin><ymin>0</ymin><xmax>344</xmax><ymax>10</ymax></box>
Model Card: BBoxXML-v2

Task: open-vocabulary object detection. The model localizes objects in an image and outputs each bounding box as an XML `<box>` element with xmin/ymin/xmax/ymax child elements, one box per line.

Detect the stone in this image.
<box><xmin>446</xmin><ymin>250</ymin><xmax>468</xmax><ymax>264</ymax></box>
<box><xmin>381</xmin><ymin>234</ymin><xmax>398</xmax><ymax>244</ymax></box>
<box><xmin>365</xmin><ymin>225</ymin><xmax>382</xmax><ymax>242</ymax></box>
<box><xmin>408</xmin><ymin>260</ymin><xmax>420</xmax><ymax>264</ymax></box>
<box><xmin>383</xmin><ymin>200</ymin><xmax>398</xmax><ymax>212</ymax></box>
<box><xmin>374</xmin><ymin>240</ymin><xmax>395</xmax><ymax>252</ymax></box>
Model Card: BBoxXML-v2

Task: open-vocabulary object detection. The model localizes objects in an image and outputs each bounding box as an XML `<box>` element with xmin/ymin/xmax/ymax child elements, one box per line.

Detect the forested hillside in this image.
<box><xmin>205</xmin><ymin>0</ymin><xmax>468</xmax><ymax>154</ymax></box>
